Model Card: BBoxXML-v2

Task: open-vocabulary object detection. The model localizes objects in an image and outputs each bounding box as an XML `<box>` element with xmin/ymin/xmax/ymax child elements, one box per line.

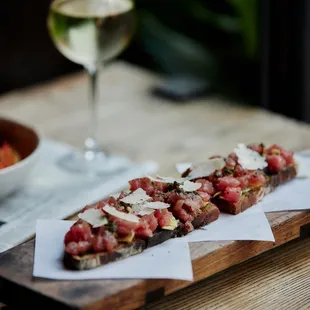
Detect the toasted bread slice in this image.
<box><xmin>212</xmin><ymin>165</ymin><xmax>297</xmax><ymax>215</ymax></box>
<box><xmin>191</xmin><ymin>202</ymin><xmax>220</xmax><ymax>230</ymax></box>
<box><xmin>64</xmin><ymin>239</ymin><xmax>146</xmax><ymax>270</ymax></box>
<box><xmin>64</xmin><ymin>203</ymin><xmax>220</xmax><ymax>270</ymax></box>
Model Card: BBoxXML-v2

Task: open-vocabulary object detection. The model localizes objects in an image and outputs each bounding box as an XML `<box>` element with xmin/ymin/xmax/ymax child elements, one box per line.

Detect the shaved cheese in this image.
<box><xmin>137</xmin><ymin>207</ymin><xmax>155</xmax><ymax>216</ymax></box>
<box><xmin>147</xmin><ymin>175</ymin><xmax>187</xmax><ymax>184</ymax></box>
<box><xmin>131</xmin><ymin>204</ymin><xmax>155</xmax><ymax>216</ymax></box>
<box><xmin>111</xmin><ymin>193</ymin><xmax>123</xmax><ymax>199</ymax></box>
<box><xmin>144</xmin><ymin>201</ymin><xmax>170</xmax><ymax>209</ymax></box>
<box><xmin>188</xmin><ymin>158</ymin><xmax>226</xmax><ymax>179</ymax></box>
<box><xmin>175</xmin><ymin>162</ymin><xmax>192</xmax><ymax>174</ymax></box>
<box><xmin>180</xmin><ymin>180</ymin><xmax>202</xmax><ymax>192</ymax></box>
<box><xmin>120</xmin><ymin>188</ymin><xmax>151</xmax><ymax>205</ymax></box>
<box><xmin>103</xmin><ymin>205</ymin><xmax>140</xmax><ymax>223</ymax></box>
<box><xmin>234</xmin><ymin>143</ymin><xmax>267</xmax><ymax>170</ymax></box>
<box><xmin>78</xmin><ymin>209</ymin><xmax>108</xmax><ymax>228</ymax></box>
<box><xmin>131</xmin><ymin>201</ymin><xmax>170</xmax><ymax>216</ymax></box>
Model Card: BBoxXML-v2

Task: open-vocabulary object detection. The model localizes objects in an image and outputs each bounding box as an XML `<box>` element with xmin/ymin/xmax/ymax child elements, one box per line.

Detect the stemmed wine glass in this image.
<box><xmin>47</xmin><ymin>0</ymin><xmax>136</xmax><ymax>175</ymax></box>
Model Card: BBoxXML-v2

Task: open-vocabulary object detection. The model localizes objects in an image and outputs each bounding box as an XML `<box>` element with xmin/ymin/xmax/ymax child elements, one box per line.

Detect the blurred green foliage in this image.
<box><xmin>124</xmin><ymin>0</ymin><xmax>259</xmax><ymax>103</ymax></box>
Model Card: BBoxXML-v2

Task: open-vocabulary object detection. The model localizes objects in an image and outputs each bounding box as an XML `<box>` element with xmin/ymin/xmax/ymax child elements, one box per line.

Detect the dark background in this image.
<box><xmin>1</xmin><ymin>0</ymin><xmax>310</xmax><ymax>123</ymax></box>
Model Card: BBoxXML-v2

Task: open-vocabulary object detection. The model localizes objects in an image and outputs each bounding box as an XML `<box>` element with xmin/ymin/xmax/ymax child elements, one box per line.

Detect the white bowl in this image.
<box><xmin>0</xmin><ymin>118</ymin><xmax>40</xmax><ymax>199</ymax></box>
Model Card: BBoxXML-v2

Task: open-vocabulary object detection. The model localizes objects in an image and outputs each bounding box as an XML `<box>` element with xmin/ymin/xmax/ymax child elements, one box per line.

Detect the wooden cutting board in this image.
<box><xmin>0</xmin><ymin>62</ymin><xmax>310</xmax><ymax>309</ymax></box>
<box><xmin>0</xmin><ymin>210</ymin><xmax>309</xmax><ymax>309</ymax></box>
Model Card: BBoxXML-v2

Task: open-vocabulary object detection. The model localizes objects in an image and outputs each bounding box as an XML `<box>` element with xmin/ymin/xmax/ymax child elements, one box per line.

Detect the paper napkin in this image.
<box><xmin>33</xmin><ymin>219</ymin><xmax>193</xmax><ymax>281</ymax></box>
<box><xmin>183</xmin><ymin>204</ymin><xmax>275</xmax><ymax>242</ymax></box>
<box><xmin>260</xmin><ymin>154</ymin><xmax>310</xmax><ymax>212</ymax></box>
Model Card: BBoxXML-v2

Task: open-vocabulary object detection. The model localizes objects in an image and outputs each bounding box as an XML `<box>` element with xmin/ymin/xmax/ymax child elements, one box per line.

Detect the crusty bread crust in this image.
<box><xmin>191</xmin><ymin>203</ymin><xmax>220</xmax><ymax>230</ymax></box>
<box><xmin>267</xmin><ymin>165</ymin><xmax>298</xmax><ymax>189</ymax></box>
<box><xmin>212</xmin><ymin>165</ymin><xmax>297</xmax><ymax>215</ymax></box>
<box><xmin>211</xmin><ymin>187</ymin><xmax>266</xmax><ymax>215</ymax></box>
<box><xmin>64</xmin><ymin>239</ymin><xmax>146</xmax><ymax>270</ymax></box>
<box><xmin>64</xmin><ymin>202</ymin><xmax>220</xmax><ymax>270</ymax></box>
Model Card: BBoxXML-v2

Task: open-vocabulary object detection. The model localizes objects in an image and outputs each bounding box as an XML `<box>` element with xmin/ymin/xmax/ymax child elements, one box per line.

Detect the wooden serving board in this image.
<box><xmin>0</xmin><ymin>210</ymin><xmax>309</xmax><ymax>309</ymax></box>
<box><xmin>1</xmin><ymin>62</ymin><xmax>310</xmax><ymax>309</ymax></box>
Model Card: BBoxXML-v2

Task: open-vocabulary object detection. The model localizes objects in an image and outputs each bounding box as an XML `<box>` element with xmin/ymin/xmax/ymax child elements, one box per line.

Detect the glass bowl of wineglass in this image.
<box><xmin>47</xmin><ymin>0</ymin><xmax>136</xmax><ymax>176</ymax></box>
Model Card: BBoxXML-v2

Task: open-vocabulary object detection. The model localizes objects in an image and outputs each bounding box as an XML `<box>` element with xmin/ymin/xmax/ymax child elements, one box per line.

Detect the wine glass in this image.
<box><xmin>47</xmin><ymin>0</ymin><xmax>136</xmax><ymax>175</ymax></box>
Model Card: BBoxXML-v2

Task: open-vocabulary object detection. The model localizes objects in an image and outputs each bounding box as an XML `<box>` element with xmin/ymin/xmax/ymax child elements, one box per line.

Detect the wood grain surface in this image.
<box><xmin>0</xmin><ymin>62</ymin><xmax>310</xmax><ymax>309</ymax></box>
<box><xmin>142</xmin><ymin>237</ymin><xmax>310</xmax><ymax>310</ymax></box>
<box><xmin>0</xmin><ymin>211</ymin><xmax>309</xmax><ymax>310</ymax></box>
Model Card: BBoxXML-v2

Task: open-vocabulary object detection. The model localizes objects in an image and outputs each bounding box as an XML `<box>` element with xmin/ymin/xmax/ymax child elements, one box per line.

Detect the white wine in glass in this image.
<box><xmin>47</xmin><ymin>0</ymin><xmax>135</xmax><ymax>175</ymax></box>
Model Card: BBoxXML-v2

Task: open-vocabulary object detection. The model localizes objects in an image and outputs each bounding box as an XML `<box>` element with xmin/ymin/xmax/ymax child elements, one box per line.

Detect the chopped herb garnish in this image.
<box><xmin>260</xmin><ymin>143</ymin><xmax>265</xmax><ymax>155</ymax></box>
<box><xmin>213</xmin><ymin>191</ymin><xmax>221</xmax><ymax>198</ymax></box>
<box><xmin>242</xmin><ymin>188</ymin><xmax>252</xmax><ymax>195</ymax></box>
<box><xmin>106</xmin><ymin>222</ymin><xmax>117</xmax><ymax>233</ymax></box>
<box><xmin>223</xmin><ymin>166</ymin><xmax>234</xmax><ymax>175</ymax></box>
<box><xmin>214</xmin><ymin>170</ymin><xmax>222</xmax><ymax>178</ymax></box>
<box><xmin>167</xmin><ymin>183</ymin><xmax>176</xmax><ymax>191</ymax></box>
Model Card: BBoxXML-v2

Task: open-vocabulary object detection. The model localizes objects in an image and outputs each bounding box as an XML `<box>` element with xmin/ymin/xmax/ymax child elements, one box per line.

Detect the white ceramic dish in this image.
<box><xmin>0</xmin><ymin>118</ymin><xmax>40</xmax><ymax>199</ymax></box>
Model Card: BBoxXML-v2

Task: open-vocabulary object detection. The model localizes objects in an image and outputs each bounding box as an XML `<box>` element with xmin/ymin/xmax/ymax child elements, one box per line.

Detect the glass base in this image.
<box><xmin>57</xmin><ymin>150</ymin><xmax>132</xmax><ymax>177</ymax></box>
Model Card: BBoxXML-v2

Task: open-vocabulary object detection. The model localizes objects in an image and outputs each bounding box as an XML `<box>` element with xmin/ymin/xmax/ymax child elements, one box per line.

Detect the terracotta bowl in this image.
<box><xmin>0</xmin><ymin>118</ymin><xmax>40</xmax><ymax>199</ymax></box>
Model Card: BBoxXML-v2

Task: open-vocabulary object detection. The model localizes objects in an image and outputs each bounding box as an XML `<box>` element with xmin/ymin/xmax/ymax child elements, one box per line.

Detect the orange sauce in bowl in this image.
<box><xmin>0</xmin><ymin>141</ymin><xmax>21</xmax><ymax>169</ymax></box>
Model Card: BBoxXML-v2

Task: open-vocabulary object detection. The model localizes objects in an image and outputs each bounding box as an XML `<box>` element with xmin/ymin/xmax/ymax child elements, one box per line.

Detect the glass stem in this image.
<box><xmin>84</xmin><ymin>66</ymin><xmax>100</xmax><ymax>161</ymax></box>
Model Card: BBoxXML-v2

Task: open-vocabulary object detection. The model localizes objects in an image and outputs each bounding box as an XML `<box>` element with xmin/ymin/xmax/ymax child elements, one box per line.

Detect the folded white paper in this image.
<box><xmin>0</xmin><ymin>139</ymin><xmax>158</xmax><ymax>253</ymax></box>
<box><xmin>260</xmin><ymin>154</ymin><xmax>310</xmax><ymax>212</ymax></box>
<box><xmin>175</xmin><ymin>163</ymin><xmax>192</xmax><ymax>175</ymax></box>
<box><xmin>183</xmin><ymin>205</ymin><xmax>275</xmax><ymax>242</ymax></box>
<box><xmin>33</xmin><ymin>219</ymin><xmax>193</xmax><ymax>281</ymax></box>
<box><xmin>261</xmin><ymin>179</ymin><xmax>310</xmax><ymax>212</ymax></box>
<box><xmin>294</xmin><ymin>153</ymin><xmax>310</xmax><ymax>178</ymax></box>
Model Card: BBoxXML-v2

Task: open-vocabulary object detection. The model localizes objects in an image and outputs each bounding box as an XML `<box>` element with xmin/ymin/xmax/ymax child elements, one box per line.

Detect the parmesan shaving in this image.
<box><xmin>120</xmin><ymin>188</ymin><xmax>151</xmax><ymax>205</ymax></box>
<box><xmin>180</xmin><ymin>180</ymin><xmax>202</xmax><ymax>192</ymax></box>
<box><xmin>175</xmin><ymin>162</ymin><xmax>192</xmax><ymax>174</ymax></box>
<box><xmin>103</xmin><ymin>205</ymin><xmax>140</xmax><ymax>223</ymax></box>
<box><xmin>137</xmin><ymin>207</ymin><xmax>155</xmax><ymax>216</ymax></box>
<box><xmin>188</xmin><ymin>158</ymin><xmax>226</xmax><ymax>179</ymax></box>
<box><xmin>78</xmin><ymin>208</ymin><xmax>108</xmax><ymax>228</ymax></box>
<box><xmin>131</xmin><ymin>201</ymin><xmax>170</xmax><ymax>216</ymax></box>
<box><xmin>131</xmin><ymin>204</ymin><xmax>155</xmax><ymax>216</ymax></box>
<box><xmin>144</xmin><ymin>201</ymin><xmax>170</xmax><ymax>209</ymax></box>
<box><xmin>147</xmin><ymin>175</ymin><xmax>187</xmax><ymax>184</ymax></box>
<box><xmin>234</xmin><ymin>143</ymin><xmax>268</xmax><ymax>170</ymax></box>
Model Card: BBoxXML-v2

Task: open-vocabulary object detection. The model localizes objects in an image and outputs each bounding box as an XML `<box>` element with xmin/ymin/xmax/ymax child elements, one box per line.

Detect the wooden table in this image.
<box><xmin>0</xmin><ymin>61</ymin><xmax>309</xmax><ymax>309</ymax></box>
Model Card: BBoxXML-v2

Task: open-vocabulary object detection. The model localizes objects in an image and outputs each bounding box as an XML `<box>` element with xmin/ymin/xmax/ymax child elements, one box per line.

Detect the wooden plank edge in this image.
<box><xmin>81</xmin><ymin>211</ymin><xmax>310</xmax><ymax>310</ymax></box>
